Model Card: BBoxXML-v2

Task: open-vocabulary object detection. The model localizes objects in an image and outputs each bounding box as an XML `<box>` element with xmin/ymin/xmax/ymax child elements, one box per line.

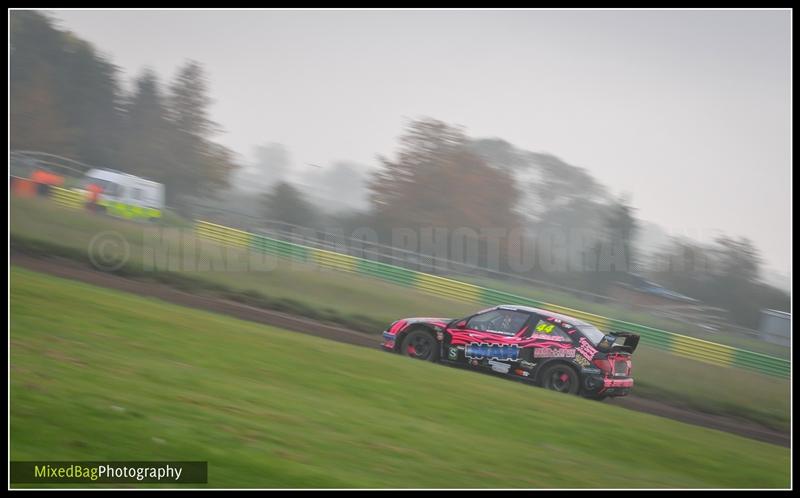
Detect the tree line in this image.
<box><xmin>10</xmin><ymin>11</ymin><xmax>238</xmax><ymax>208</ymax></box>
<box><xmin>264</xmin><ymin>117</ymin><xmax>787</xmax><ymax>329</ymax></box>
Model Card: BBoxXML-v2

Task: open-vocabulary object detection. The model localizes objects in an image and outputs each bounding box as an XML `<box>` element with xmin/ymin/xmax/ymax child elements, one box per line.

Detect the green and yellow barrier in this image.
<box><xmin>196</xmin><ymin>220</ymin><xmax>252</xmax><ymax>248</ymax></box>
<box><xmin>50</xmin><ymin>186</ymin><xmax>85</xmax><ymax>210</ymax></box>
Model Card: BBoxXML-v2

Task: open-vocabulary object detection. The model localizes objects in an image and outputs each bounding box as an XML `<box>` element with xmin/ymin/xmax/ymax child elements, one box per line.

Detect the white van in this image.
<box><xmin>78</xmin><ymin>168</ymin><xmax>165</xmax><ymax>220</ymax></box>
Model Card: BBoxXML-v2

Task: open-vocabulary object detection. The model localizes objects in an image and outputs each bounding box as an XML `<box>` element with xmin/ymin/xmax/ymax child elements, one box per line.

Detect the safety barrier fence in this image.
<box><xmin>50</xmin><ymin>186</ymin><xmax>85</xmax><ymax>210</ymax></box>
<box><xmin>195</xmin><ymin>220</ymin><xmax>790</xmax><ymax>378</ymax></box>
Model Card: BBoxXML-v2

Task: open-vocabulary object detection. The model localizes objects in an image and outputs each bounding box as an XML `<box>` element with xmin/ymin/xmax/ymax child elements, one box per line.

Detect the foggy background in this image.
<box><xmin>49</xmin><ymin>9</ymin><xmax>791</xmax><ymax>284</ymax></box>
<box><xmin>10</xmin><ymin>9</ymin><xmax>791</xmax><ymax>332</ymax></box>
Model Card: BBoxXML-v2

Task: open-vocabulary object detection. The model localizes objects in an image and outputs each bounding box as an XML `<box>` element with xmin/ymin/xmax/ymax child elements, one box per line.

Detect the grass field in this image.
<box><xmin>10</xmin><ymin>267</ymin><xmax>791</xmax><ymax>488</ymax></box>
<box><xmin>9</xmin><ymin>196</ymin><xmax>791</xmax><ymax>431</ymax></box>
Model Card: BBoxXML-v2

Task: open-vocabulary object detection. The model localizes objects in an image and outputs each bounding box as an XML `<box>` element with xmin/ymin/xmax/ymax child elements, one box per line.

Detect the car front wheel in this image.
<box><xmin>400</xmin><ymin>329</ymin><xmax>439</xmax><ymax>361</ymax></box>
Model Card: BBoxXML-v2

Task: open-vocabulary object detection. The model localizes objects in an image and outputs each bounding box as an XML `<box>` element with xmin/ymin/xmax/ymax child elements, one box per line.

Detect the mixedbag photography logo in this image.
<box><xmin>10</xmin><ymin>461</ymin><xmax>207</xmax><ymax>484</ymax></box>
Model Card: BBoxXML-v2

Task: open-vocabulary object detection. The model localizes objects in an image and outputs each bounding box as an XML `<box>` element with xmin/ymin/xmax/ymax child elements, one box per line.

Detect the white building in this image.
<box><xmin>758</xmin><ymin>309</ymin><xmax>791</xmax><ymax>347</ymax></box>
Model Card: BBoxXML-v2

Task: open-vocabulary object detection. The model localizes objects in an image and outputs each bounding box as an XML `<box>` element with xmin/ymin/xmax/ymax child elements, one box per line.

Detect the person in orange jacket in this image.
<box><xmin>30</xmin><ymin>169</ymin><xmax>64</xmax><ymax>196</ymax></box>
<box><xmin>86</xmin><ymin>182</ymin><xmax>103</xmax><ymax>212</ymax></box>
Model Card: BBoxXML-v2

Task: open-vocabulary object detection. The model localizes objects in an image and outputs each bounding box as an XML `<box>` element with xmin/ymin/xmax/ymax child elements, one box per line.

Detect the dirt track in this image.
<box><xmin>10</xmin><ymin>252</ymin><xmax>790</xmax><ymax>448</ymax></box>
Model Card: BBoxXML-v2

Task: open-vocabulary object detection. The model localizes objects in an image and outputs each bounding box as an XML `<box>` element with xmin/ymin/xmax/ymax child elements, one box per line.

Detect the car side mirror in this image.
<box><xmin>455</xmin><ymin>320</ymin><xmax>467</xmax><ymax>329</ymax></box>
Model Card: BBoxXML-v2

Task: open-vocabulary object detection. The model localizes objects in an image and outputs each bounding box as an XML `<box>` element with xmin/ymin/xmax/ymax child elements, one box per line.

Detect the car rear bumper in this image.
<box><xmin>599</xmin><ymin>376</ymin><xmax>634</xmax><ymax>397</ymax></box>
<box><xmin>603</xmin><ymin>377</ymin><xmax>634</xmax><ymax>388</ymax></box>
<box><xmin>584</xmin><ymin>372</ymin><xmax>634</xmax><ymax>397</ymax></box>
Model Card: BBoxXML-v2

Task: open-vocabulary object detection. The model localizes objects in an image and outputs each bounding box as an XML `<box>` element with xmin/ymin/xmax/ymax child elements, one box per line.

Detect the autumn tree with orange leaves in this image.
<box><xmin>369</xmin><ymin>118</ymin><xmax>521</xmax><ymax>232</ymax></box>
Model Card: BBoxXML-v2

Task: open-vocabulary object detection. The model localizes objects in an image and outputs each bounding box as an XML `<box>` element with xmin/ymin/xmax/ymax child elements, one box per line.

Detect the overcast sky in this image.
<box><xmin>50</xmin><ymin>9</ymin><xmax>791</xmax><ymax>275</ymax></box>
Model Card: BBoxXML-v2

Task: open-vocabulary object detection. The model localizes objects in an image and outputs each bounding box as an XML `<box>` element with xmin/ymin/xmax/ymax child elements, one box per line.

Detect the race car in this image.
<box><xmin>381</xmin><ymin>305</ymin><xmax>639</xmax><ymax>399</ymax></box>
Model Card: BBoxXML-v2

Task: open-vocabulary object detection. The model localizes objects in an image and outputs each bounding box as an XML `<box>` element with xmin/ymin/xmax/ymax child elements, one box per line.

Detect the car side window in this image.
<box><xmin>466</xmin><ymin>309</ymin><xmax>530</xmax><ymax>335</ymax></box>
<box><xmin>524</xmin><ymin>318</ymin><xmax>573</xmax><ymax>342</ymax></box>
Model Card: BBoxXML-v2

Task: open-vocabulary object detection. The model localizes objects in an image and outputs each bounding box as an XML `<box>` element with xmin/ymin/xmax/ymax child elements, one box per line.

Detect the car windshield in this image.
<box><xmin>577</xmin><ymin>324</ymin><xmax>607</xmax><ymax>345</ymax></box>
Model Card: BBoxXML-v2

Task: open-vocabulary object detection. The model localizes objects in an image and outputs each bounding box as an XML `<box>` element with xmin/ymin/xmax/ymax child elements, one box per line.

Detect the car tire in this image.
<box><xmin>400</xmin><ymin>329</ymin><xmax>440</xmax><ymax>362</ymax></box>
<box><xmin>541</xmin><ymin>363</ymin><xmax>580</xmax><ymax>395</ymax></box>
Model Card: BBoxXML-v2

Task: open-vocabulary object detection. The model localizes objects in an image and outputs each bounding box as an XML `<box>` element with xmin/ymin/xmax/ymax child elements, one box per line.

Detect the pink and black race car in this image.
<box><xmin>382</xmin><ymin>305</ymin><xmax>640</xmax><ymax>399</ymax></box>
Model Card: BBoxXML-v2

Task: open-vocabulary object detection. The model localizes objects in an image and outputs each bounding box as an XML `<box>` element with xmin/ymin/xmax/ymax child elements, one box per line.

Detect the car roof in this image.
<box><xmin>493</xmin><ymin>304</ymin><xmax>594</xmax><ymax>328</ymax></box>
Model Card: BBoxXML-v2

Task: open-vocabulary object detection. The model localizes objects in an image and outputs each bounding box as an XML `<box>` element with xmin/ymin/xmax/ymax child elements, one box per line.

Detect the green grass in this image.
<box><xmin>10</xmin><ymin>267</ymin><xmax>790</xmax><ymax>488</ymax></box>
<box><xmin>9</xmin><ymin>195</ymin><xmax>791</xmax><ymax>432</ymax></box>
<box><xmin>630</xmin><ymin>348</ymin><xmax>788</xmax><ymax>430</ymax></box>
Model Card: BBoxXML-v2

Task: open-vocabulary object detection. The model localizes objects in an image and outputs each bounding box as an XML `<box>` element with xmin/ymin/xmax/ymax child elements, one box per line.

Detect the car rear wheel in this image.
<box><xmin>400</xmin><ymin>329</ymin><xmax>439</xmax><ymax>361</ymax></box>
<box><xmin>541</xmin><ymin>364</ymin><xmax>580</xmax><ymax>395</ymax></box>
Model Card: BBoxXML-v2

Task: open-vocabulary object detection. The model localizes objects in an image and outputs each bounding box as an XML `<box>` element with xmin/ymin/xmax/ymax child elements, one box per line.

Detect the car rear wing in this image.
<box><xmin>608</xmin><ymin>332</ymin><xmax>640</xmax><ymax>354</ymax></box>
